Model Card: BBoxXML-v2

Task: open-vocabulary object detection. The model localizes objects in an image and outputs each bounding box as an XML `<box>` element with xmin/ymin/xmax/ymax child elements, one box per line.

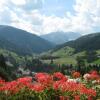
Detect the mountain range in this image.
<box><xmin>0</xmin><ymin>25</ymin><xmax>100</xmax><ymax>56</ymax></box>
<box><xmin>41</xmin><ymin>31</ymin><xmax>81</xmax><ymax>45</ymax></box>
<box><xmin>53</xmin><ymin>32</ymin><xmax>100</xmax><ymax>53</ymax></box>
<box><xmin>0</xmin><ymin>25</ymin><xmax>54</xmax><ymax>55</ymax></box>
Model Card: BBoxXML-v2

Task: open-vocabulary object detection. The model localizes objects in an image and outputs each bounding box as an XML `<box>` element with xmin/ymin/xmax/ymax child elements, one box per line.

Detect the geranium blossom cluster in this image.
<box><xmin>72</xmin><ymin>71</ymin><xmax>81</xmax><ymax>78</ymax></box>
<box><xmin>0</xmin><ymin>72</ymin><xmax>98</xmax><ymax>99</ymax></box>
<box><xmin>83</xmin><ymin>70</ymin><xmax>100</xmax><ymax>81</ymax></box>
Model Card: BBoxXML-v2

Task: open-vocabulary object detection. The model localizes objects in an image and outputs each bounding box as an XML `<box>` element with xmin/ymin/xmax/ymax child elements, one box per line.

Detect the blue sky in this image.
<box><xmin>41</xmin><ymin>0</ymin><xmax>75</xmax><ymax>17</ymax></box>
<box><xmin>0</xmin><ymin>0</ymin><xmax>100</xmax><ymax>35</ymax></box>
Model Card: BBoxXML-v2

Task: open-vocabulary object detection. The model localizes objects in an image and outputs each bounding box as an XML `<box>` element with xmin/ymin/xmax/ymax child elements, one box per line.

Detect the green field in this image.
<box><xmin>41</xmin><ymin>47</ymin><xmax>100</xmax><ymax>65</ymax></box>
<box><xmin>42</xmin><ymin>57</ymin><xmax>76</xmax><ymax>64</ymax></box>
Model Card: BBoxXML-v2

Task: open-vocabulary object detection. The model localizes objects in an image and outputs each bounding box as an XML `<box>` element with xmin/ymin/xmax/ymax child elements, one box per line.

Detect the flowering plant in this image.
<box><xmin>0</xmin><ymin>71</ymin><xmax>99</xmax><ymax>100</ymax></box>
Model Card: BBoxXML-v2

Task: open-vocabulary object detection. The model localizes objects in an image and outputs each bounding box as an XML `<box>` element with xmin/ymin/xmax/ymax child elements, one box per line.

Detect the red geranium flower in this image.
<box><xmin>72</xmin><ymin>72</ymin><xmax>80</xmax><ymax>78</ymax></box>
<box><xmin>53</xmin><ymin>72</ymin><xmax>64</xmax><ymax>80</ymax></box>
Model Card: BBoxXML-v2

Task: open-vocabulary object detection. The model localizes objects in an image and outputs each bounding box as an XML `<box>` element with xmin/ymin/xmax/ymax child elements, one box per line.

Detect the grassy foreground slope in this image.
<box><xmin>41</xmin><ymin>48</ymin><xmax>100</xmax><ymax>65</ymax></box>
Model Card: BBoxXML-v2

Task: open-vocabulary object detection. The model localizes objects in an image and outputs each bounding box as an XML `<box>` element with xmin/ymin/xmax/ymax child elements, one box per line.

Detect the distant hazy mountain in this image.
<box><xmin>41</xmin><ymin>31</ymin><xmax>81</xmax><ymax>45</ymax></box>
<box><xmin>0</xmin><ymin>25</ymin><xmax>54</xmax><ymax>55</ymax></box>
<box><xmin>53</xmin><ymin>32</ymin><xmax>100</xmax><ymax>52</ymax></box>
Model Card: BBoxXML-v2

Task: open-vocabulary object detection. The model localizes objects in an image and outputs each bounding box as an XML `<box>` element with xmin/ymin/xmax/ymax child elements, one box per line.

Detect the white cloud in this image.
<box><xmin>11</xmin><ymin>0</ymin><xmax>26</xmax><ymax>6</ymax></box>
<box><xmin>0</xmin><ymin>0</ymin><xmax>100</xmax><ymax>35</ymax></box>
<box><xmin>10</xmin><ymin>10</ymin><xmax>43</xmax><ymax>34</ymax></box>
<box><xmin>42</xmin><ymin>15</ymin><xmax>71</xmax><ymax>34</ymax></box>
<box><xmin>71</xmin><ymin>0</ymin><xmax>100</xmax><ymax>34</ymax></box>
<box><xmin>41</xmin><ymin>0</ymin><xmax>100</xmax><ymax>34</ymax></box>
<box><xmin>0</xmin><ymin>0</ymin><xmax>44</xmax><ymax>34</ymax></box>
<box><xmin>11</xmin><ymin>22</ymin><xmax>35</xmax><ymax>33</ymax></box>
